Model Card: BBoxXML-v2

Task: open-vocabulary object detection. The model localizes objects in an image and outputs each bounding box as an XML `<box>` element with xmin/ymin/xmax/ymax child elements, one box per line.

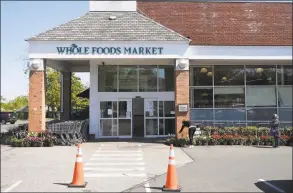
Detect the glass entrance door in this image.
<box><xmin>118</xmin><ymin>99</ymin><xmax>132</xmax><ymax>138</ymax></box>
<box><xmin>145</xmin><ymin>98</ymin><xmax>158</xmax><ymax>136</ymax></box>
<box><xmin>100</xmin><ymin>101</ymin><xmax>118</xmax><ymax>137</ymax></box>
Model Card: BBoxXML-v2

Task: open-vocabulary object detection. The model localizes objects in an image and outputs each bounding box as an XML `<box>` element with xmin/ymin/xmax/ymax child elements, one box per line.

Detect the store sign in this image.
<box><xmin>178</xmin><ymin>104</ymin><xmax>188</xmax><ymax>112</ymax></box>
<box><xmin>56</xmin><ymin>44</ymin><xmax>163</xmax><ymax>55</ymax></box>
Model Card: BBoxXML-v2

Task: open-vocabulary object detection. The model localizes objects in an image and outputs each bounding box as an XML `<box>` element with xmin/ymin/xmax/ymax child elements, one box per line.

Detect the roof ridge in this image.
<box><xmin>136</xmin><ymin>8</ymin><xmax>191</xmax><ymax>43</ymax></box>
<box><xmin>25</xmin><ymin>12</ymin><xmax>89</xmax><ymax>41</ymax></box>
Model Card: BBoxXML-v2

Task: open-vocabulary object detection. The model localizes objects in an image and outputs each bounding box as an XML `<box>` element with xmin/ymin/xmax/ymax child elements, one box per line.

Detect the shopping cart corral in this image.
<box><xmin>46</xmin><ymin>119</ymin><xmax>89</xmax><ymax>146</ymax></box>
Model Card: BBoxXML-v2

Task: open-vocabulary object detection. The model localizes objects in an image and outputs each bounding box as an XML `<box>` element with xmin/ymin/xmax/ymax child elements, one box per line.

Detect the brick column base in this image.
<box><xmin>28</xmin><ymin>70</ymin><xmax>46</xmax><ymax>132</ymax></box>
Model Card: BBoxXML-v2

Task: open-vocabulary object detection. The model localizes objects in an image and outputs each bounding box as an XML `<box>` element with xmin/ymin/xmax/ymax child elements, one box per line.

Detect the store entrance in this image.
<box><xmin>132</xmin><ymin>97</ymin><xmax>145</xmax><ymax>137</ymax></box>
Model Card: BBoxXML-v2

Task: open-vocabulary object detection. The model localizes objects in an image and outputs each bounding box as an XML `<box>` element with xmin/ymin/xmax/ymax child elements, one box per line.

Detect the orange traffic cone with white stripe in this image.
<box><xmin>162</xmin><ymin>144</ymin><xmax>181</xmax><ymax>192</ymax></box>
<box><xmin>68</xmin><ymin>144</ymin><xmax>87</xmax><ymax>188</ymax></box>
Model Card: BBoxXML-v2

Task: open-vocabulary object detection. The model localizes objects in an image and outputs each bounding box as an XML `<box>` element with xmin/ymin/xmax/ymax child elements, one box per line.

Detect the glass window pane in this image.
<box><xmin>190</xmin><ymin>66</ymin><xmax>213</xmax><ymax>86</ymax></box>
<box><xmin>214</xmin><ymin>87</ymin><xmax>245</xmax><ymax>108</ymax></box>
<box><xmin>246</xmin><ymin>65</ymin><xmax>276</xmax><ymax>85</ymax></box>
<box><xmin>98</xmin><ymin>66</ymin><xmax>117</xmax><ymax>92</ymax></box>
<box><xmin>139</xmin><ymin>66</ymin><xmax>158</xmax><ymax>92</ymax></box>
<box><xmin>164</xmin><ymin>119</ymin><xmax>175</xmax><ymax>135</ymax></box>
<box><xmin>164</xmin><ymin>101</ymin><xmax>175</xmax><ymax>117</ymax></box>
<box><xmin>145</xmin><ymin>100</ymin><xmax>158</xmax><ymax>117</ymax></box>
<box><xmin>277</xmin><ymin>65</ymin><xmax>293</xmax><ymax>85</ymax></box>
<box><xmin>247</xmin><ymin>108</ymin><xmax>277</xmax><ymax>121</ymax></box>
<box><xmin>158</xmin><ymin>66</ymin><xmax>174</xmax><ymax>91</ymax></box>
<box><xmin>190</xmin><ymin>109</ymin><xmax>213</xmax><ymax>120</ymax></box>
<box><xmin>159</xmin><ymin>119</ymin><xmax>164</xmax><ymax>135</ymax></box>
<box><xmin>191</xmin><ymin>89</ymin><xmax>213</xmax><ymax>108</ymax></box>
<box><xmin>278</xmin><ymin>86</ymin><xmax>292</xmax><ymax>107</ymax></box>
<box><xmin>118</xmin><ymin>101</ymin><xmax>127</xmax><ymax>118</ymax></box>
<box><xmin>215</xmin><ymin>109</ymin><xmax>246</xmax><ymax>121</ymax></box>
<box><xmin>146</xmin><ymin>119</ymin><xmax>158</xmax><ymax>135</ymax></box>
<box><xmin>118</xmin><ymin>66</ymin><xmax>138</xmax><ymax>92</ymax></box>
<box><xmin>214</xmin><ymin>65</ymin><xmax>244</xmax><ymax>85</ymax></box>
<box><xmin>118</xmin><ymin>119</ymin><xmax>131</xmax><ymax>136</ymax></box>
<box><xmin>279</xmin><ymin>108</ymin><xmax>292</xmax><ymax>122</ymax></box>
<box><xmin>100</xmin><ymin>101</ymin><xmax>115</xmax><ymax>118</ymax></box>
<box><xmin>246</xmin><ymin>86</ymin><xmax>277</xmax><ymax>107</ymax></box>
<box><xmin>100</xmin><ymin>119</ymin><xmax>117</xmax><ymax>136</ymax></box>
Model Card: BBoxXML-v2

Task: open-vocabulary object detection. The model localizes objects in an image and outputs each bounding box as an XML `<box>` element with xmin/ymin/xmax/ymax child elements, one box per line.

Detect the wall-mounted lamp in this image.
<box><xmin>200</xmin><ymin>68</ymin><xmax>207</xmax><ymax>73</ymax></box>
<box><xmin>207</xmin><ymin>72</ymin><xmax>213</xmax><ymax>77</ymax></box>
<box><xmin>256</xmin><ymin>68</ymin><xmax>263</xmax><ymax>73</ymax></box>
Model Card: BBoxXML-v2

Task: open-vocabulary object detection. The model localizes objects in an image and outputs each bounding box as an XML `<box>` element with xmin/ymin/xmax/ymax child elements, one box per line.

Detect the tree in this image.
<box><xmin>45</xmin><ymin>67</ymin><xmax>89</xmax><ymax>113</ymax></box>
<box><xmin>0</xmin><ymin>95</ymin><xmax>28</xmax><ymax>111</ymax></box>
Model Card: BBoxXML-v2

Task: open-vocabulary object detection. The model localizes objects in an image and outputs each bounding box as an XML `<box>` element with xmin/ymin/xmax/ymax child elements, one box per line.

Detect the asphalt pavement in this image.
<box><xmin>129</xmin><ymin>146</ymin><xmax>293</xmax><ymax>192</ymax></box>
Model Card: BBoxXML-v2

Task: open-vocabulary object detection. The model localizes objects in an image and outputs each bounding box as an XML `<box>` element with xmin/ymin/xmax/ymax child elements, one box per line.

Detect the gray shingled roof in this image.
<box><xmin>26</xmin><ymin>12</ymin><xmax>190</xmax><ymax>41</ymax></box>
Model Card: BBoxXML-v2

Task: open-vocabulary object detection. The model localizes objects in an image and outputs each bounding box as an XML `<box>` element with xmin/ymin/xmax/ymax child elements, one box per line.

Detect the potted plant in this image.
<box><xmin>195</xmin><ymin>137</ymin><xmax>202</xmax><ymax>146</ymax></box>
<box><xmin>201</xmin><ymin>137</ymin><xmax>208</xmax><ymax>146</ymax></box>
<box><xmin>44</xmin><ymin>135</ymin><xmax>57</xmax><ymax>147</ymax></box>
<box><xmin>253</xmin><ymin>137</ymin><xmax>260</xmax><ymax>146</ymax></box>
<box><xmin>239</xmin><ymin>137</ymin><xmax>245</xmax><ymax>145</ymax></box>
<box><xmin>208</xmin><ymin>137</ymin><xmax>216</xmax><ymax>145</ymax></box>
<box><xmin>245</xmin><ymin>136</ymin><xmax>253</xmax><ymax>146</ymax></box>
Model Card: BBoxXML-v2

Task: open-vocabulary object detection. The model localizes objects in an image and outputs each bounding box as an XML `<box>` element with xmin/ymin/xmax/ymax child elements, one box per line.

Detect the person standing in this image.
<box><xmin>270</xmin><ymin>114</ymin><xmax>280</xmax><ymax>148</ymax></box>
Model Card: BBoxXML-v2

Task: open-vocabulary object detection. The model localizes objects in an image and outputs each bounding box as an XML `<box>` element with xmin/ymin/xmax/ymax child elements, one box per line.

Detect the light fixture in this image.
<box><xmin>177</xmin><ymin>59</ymin><xmax>188</xmax><ymax>69</ymax></box>
<box><xmin>222</xmin><ymin>76</ymin><xmax>227</xmax><ymax>81</ymax></box>
<box><xmin>201</xmin><ymin>92</ymin><xmax>209</xmax><ymax>97</ymax></box>
<box><xmin>31</xmin><ymin>62</ymin><xmax>40</xmax><ymax>69</ymax></box>
<box><xmin>200</xmin><ymin>68</ymin><xmax>207</xmax><ymax>73</ymax></box>
<box><xmin>256</xmin><ymin>68</ymin><xmax>263</xmax><ymax>73</ymax></box>
<box><xmin>207</xmin><ymin>72</ymin><xmax>213</xmax><ymax>77</ymax></box>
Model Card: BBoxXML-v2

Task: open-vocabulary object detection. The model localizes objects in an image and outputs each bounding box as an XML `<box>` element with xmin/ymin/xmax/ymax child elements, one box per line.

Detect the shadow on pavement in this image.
<box><xmin>87</xmin><ymin>137</ymin><xmax>168</xmax><ymax>145</ymax></box>
<box><xmin>149</xmin><ymin>187</ymin><xmax>163</xmax><ymax>191</ymax></box>
<box><xmin>255</xmin><ymin>180</ymin><xmax>293</xmax><ymax>193</ymax></box>
<box><xmin>251</xmin><ymin>145</ymin><xmax>273</xmax><ymax>148</ymax></box>
<box><xmin>53</xmin><ymin>182</ymin><xmax>70</xmax><ymax>186</ymax></box>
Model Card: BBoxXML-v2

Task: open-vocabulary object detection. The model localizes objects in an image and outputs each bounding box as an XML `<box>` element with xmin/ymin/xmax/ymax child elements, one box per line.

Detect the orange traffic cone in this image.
<box><xmin>68</xmin><ymin>144</ymin><xmax>87</xmax><ymax>188</ymax></box>
<box><xmin>162</xmin><ymin>144</ymin><xmax>181</xmax><ymax>192</ymax></box>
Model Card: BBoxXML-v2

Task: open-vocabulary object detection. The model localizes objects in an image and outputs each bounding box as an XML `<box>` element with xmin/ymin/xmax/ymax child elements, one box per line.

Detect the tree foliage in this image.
<box><xmin>1</xmin><ymin>67</ymin><xmax>89</xmax><ymax>113</ymax></box>
<box><xmin>0</xmin><ymin>95</ymin><xmax>28</xmax><ymax>112</ymax></box>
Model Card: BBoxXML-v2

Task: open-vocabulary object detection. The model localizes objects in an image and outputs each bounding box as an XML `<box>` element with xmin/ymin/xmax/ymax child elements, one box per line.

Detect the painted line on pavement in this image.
<box><xmin>258</xmin><ymin>179</ymin><xmax>286</xmax><ymax>193</ymax></box>
<box><xmin>92</xmin><ymin>153</ymin><xmax>142</xmax><ymax>157</ymax></box>
<box><xmin>95</xmin><ymin>150</ymin><xmax>142</xmax><ymax>153</ymax></box>
<box><xmin>84</xmin><ymin>167</ymin><xmax>145</xmax><ymax>171</ymax></box>
<box><xmin>85</xmin><ymin>162</ymin><xmax>145</xmax><ymax>166</ymax></box>
<box><xmin>85</xmin><ymin>173</ymin><xmax>146</xmax><ymax>177</ymax></box>
<box><xmin>144</xmin><ymin>181</ymin><xmax>151</xmax><ymax>192</ymax></box>
<box><xmin>2</xmin><ymin>180</ymin><xmax>22</xmax><ymax>192</ymax></box>
<box><xmin>90</xmin><ymin>157</ymin><xmax>143</xmax><ymax>161</ymax></box>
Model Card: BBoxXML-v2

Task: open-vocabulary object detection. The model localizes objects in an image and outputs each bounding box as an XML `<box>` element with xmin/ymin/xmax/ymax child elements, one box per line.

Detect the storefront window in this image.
<box><xmin>247</xmin><ymin>108</ymin><xmax>277</xmax><ymax>121</ymax></box>
<box><xmin>214</xmin><ymin>87</ymin><xmax>245</xmax><ymax>108</ymax></box>
<box><xmin>190</xmin><ymin>109</ymin><xmax>213</xmax><ymax>120</ymax></box>
<box><xmin>246</xmin><ymin>86</ymin><xmax>276</xmax><ymax>107</ymax></box>
<box><xmin>215</xmin><ymin>109</ymin><xmax>246</xmax><ymax>121</ymax></box>
<box><xmin>190</xmin><ymin>88</ymin><xmax>213</xmax><ymax>108</ymax></box>
<box><xmin>159</xmin><ymin>119</ymin><xmax>175</xmax><ymax>135</ymax></box>
<box><xmin>139</xmin><ymin>66</ymin><xmax>158</xmax><ymax>92</ymax></box>
<box><xmin>279</xmin><ymin>108</ymin><xmax>292</xmax><ymax>122</ymax></box>
<box><xmin>159</xmin><ymin>101</ymin><xmax>175</xmax><ymax>117</ymax></box>
<box><xmin>278</xmin><ymin>86</ymin><xmax>292</xmax><ymax>107</ymax></box>
<box><xmin>158</xmin><ymin>65</ymin><xmax>174</xmax><ymax>91</ymax></box>
<box><xmin>190</xmin><ymin>66</ymin><xmax>213</xmax><ymax>86</ymax></box>
<box><xmin>277</xmin><ymin>65</ymin><xmax>293</xmax><ymax>85</ymax></box>
<box><xmin>214</xmin><ymin>65</ymin><xmax>244</xmax><ymax>85</ymax></box>
<box><xmin>246</xmin><ymin>65</ymin><xmax>276</xmax><ymax>85</ymax></box>
<box><xmin>98</xmin><ymin>66</ymin><xmax>118</xmax><ymax>92</ymax></box>
<box><xmin>118</xmin><ymin>66</ymin><xmax>138</xmax><ymax>92</ymax></box>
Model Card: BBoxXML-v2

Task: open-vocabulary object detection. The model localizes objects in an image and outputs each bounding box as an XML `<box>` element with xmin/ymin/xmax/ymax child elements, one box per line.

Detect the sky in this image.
<box><xmin>1</xmin><ymin>1</ymin><xmax>90</xmax><ymax>101</ymax></box>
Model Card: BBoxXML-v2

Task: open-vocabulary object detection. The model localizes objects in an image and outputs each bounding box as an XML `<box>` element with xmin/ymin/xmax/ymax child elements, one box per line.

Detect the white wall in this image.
<box><xmin>89</xmin><ymin>61</ymin><xmax>99</xmax><ymax>137</ymax></box>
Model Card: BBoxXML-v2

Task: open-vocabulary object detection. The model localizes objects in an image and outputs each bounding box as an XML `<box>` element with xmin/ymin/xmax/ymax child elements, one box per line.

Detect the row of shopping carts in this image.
<box><xmin>46</xmin><ymin>119</ymin><xmax>89</xmax><ymax>146</ymax></box>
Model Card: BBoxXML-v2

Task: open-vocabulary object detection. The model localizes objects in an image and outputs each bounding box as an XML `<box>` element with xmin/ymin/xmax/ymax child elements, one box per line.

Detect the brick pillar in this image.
<box><xmin>175</xmin><ymin>59</ymin><xmax>190</xmax><ymax>139</ymax></box>
<box><xmin>60</xmin><ymin>72</ymin><xmax>72</xmax><ymax>120</ymax></box>
<box><xmin>28</xmin><ymin>59</ymin><xmax>46</xmax><ymax>132</ymax></box>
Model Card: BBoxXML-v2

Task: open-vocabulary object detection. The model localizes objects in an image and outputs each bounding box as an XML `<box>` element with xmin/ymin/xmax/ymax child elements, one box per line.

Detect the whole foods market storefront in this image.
<box><xmin>26</xmin><ymin>1</ymin><xmax>292</xmax><ymax>139</ymax></box>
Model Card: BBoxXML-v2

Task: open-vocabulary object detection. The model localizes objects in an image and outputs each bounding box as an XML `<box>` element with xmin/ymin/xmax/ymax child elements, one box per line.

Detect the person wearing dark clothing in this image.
<box><xmin>270</xmin><ymin>114</ymin><xmax>280</xmax><ymax>148</ymax></box>
<box><xmin>179</xmin><ymin>120</ymin><xmax>199</xmax><ymax>147</ymax></box>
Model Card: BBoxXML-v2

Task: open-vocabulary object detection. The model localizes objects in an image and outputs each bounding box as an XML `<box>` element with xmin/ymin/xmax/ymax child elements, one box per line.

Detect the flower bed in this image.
<box><xmin>4</xmin><ymin>130</ymin><xmax>57</xmax><ymax>148</ymax></box>
<box><xmin>165</xmin><ymin>126</ymin><xmax>293</xmax><ymax>147</ymax></box>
